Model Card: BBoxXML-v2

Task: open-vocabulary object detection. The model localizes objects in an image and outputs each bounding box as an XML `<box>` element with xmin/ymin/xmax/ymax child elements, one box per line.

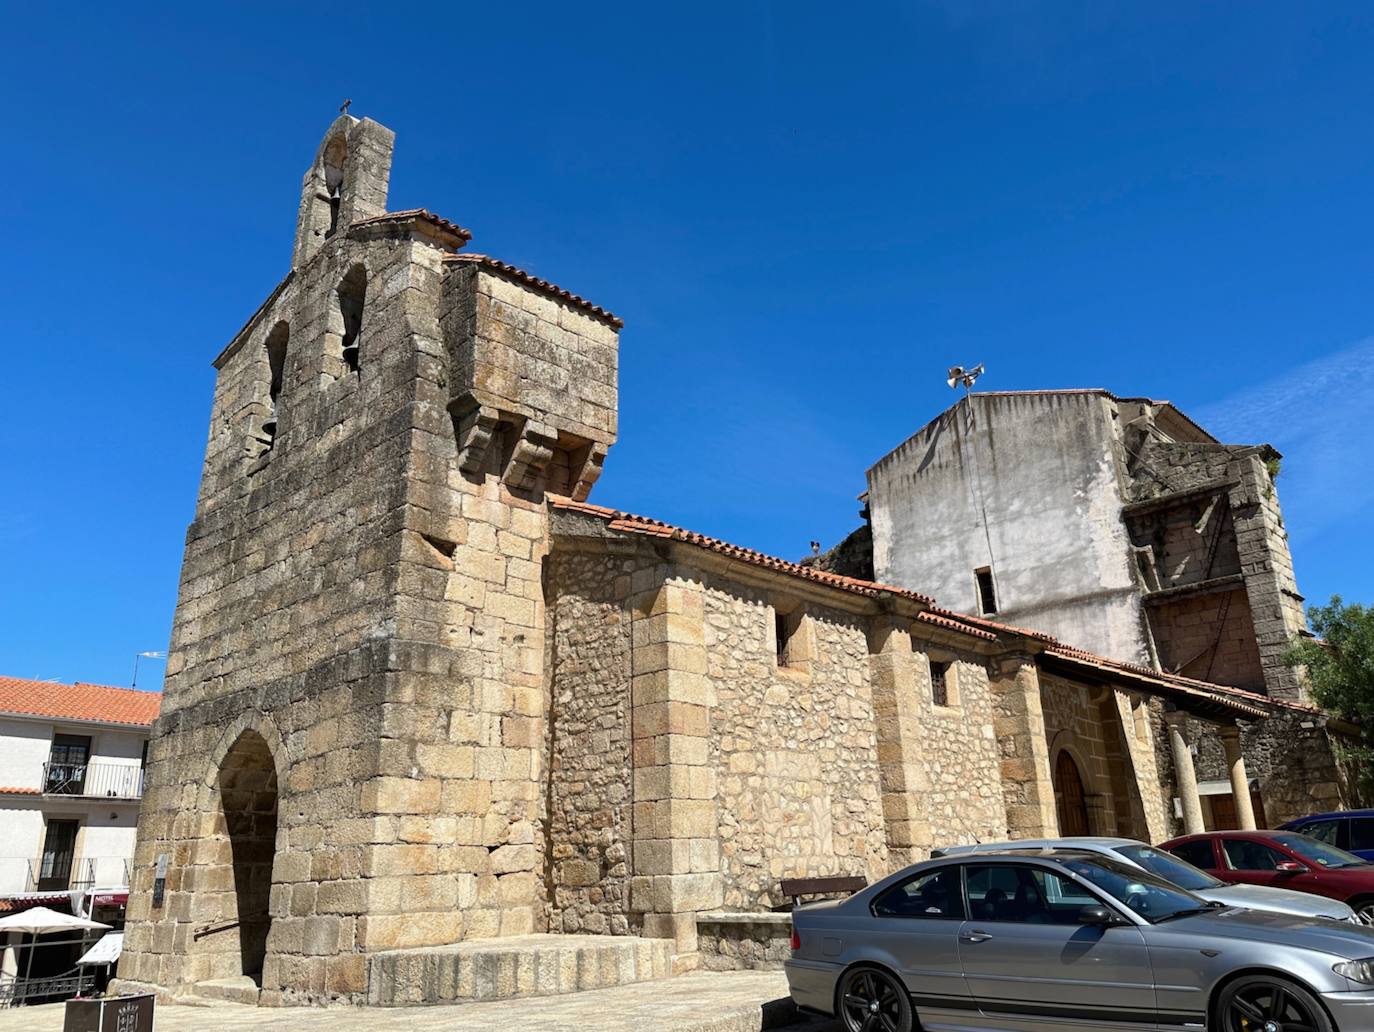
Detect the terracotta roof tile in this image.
<box><xmin>550</xmin><ymin>500</ymin><xmax>1309</xmax><ymax>721</ymax></box>
<box><xmin>0</xmin><ymin>677</ymin><xmax>161</xmax><ymax>727</ymax></box>
<box><xmin>446</xmin><ymin>254</ymin><xmax>624</xmax><ymax>328</ymax></box>
<box><xmin>915</xmin><ymin>610</ymin><xmax>997</xmax><ymax>641</ymax></box>
<box><xmin>1042</xmin><ymin>643</ymin><xmax>1309</xmax><ymax>716</ymax></box>
<box><xmin>0</xmin><ymin>786</ymin><xmax>41</xmax><ymax>795</ymax></box>
<box><xmin>919</xmin><ymin>608</ymin><xmax>1288</xmax><ymax>719</ymax></box>
<box><xmin>352</xmin><ymin>208</ymin><xmax>473</xmax><ymax>244</ymax></box>
<box><xmin>549</xmin><ymin>497</ymin><xmax>935</xmax><ymax>606</ymax></box>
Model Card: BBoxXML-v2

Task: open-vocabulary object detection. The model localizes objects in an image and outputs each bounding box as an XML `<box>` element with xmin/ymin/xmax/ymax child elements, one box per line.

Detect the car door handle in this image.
<box><xmin>960</xmin><ymin>929</ymin><xmax>993</xmax><ymax>944</ymax></box>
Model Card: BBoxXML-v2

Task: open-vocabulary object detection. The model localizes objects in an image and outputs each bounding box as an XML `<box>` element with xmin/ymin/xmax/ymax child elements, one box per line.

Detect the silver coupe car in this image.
<box><xmin>936</xmin><ymin>836</ymin><xmax>1361</xmax><ymax>923</ymax></box>
<box><xmin>785</xmin><ymin>848</ymin><xmax>1374</xmax><ymax>1031</ymax></box>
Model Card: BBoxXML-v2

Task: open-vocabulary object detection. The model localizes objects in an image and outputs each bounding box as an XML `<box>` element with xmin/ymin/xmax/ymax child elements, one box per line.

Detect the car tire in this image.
<box><xmin>1349</xmin><ymin>897</ymin><xmax>1374</xmax><ymax>925</ymax></box>
<box><xmin>1214</xmin><ymin>974</ymin><xmax>1333</xmax><ymax>1032</ymax></box>
<box><xmin>836</xmin><ymin>966</ymin><xmax>914</xmax><ymax>1032</ymax></box>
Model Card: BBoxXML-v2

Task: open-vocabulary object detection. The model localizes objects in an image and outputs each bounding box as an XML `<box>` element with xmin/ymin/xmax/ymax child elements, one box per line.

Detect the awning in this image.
<box><xmin>91</xmin><ymin>892</ymin><xmax>128</xmax><ymax>907</ymax></box>
<box><xmin>0</xmin><ymin>906</ymin><xmax>109</xmax><ymax>935</ymax></box>
<box><xmin>77</xmin><ymin>932</ymin><xmax>124</xmax><ymax>967</ymax></box>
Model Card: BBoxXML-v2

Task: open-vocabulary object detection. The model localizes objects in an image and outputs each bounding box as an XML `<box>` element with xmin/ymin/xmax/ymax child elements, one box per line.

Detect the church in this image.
<box><xmin>113</xmin><ymin>113</ymin><xmax>1362</xmax><ymax>1006</ymax></box>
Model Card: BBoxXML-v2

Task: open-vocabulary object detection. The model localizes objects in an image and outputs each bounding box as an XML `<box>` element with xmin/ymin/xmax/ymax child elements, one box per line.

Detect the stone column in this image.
<box><xmin>986</xmin><ymin>654</ymin><xmax>1059</xmax><ymax>839</ymax></box>
<box><xmin>629</xmin><ymin>575</ymin><xmax>721</xmax><ymax>960</ymax></box>
<box><xmin>1219</xmin><ymin>725</ymin><xmax>1257</xmax><ymax>830</ymax></box>
<box><xmin>867</xmin><ymin>618</ymin><xmax>933</xmax><ymax>866</ymax></box>
<box><xmin>1165</xmin><ymin>712</ymin><xmax>1205</xmax><ymax>835</ymax></box>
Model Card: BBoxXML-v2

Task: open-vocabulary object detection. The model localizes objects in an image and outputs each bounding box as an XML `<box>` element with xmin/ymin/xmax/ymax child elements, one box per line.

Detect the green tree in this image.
<box><xmin>1285</xmin><ymin>596</ymin><xmax>1374</xmax><ymax>775</ymax></box>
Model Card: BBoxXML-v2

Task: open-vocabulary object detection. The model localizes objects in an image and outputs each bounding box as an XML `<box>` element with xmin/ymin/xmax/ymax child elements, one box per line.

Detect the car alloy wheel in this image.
<box><xmin>1355</xmin><ymin>902</ymin><xmax>1374</xmax><ymax>925</ymax></box>
<box><xmin>1219</xmin><ymin>975</ymin><xmax>1331</xmax><ymax>1032</ymax></box>
<box><xmin>838</xmin><ymin>967</ymin><xmax>913</xmax><ymax>1032</ymax></box>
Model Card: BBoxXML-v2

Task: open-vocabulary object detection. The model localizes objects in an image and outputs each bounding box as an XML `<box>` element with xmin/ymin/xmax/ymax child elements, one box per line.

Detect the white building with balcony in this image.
<box><xmin>0</xmin><ymin>677</ymin><xmax>160</xmax><ymax>913</ymax></box>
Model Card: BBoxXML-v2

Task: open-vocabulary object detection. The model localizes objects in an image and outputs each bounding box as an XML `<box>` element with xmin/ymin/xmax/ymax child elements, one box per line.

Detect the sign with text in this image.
<box><xmin>152</xmin><ymin>853</ymin><xmax>168</xmax><ymax>908</ymax></box>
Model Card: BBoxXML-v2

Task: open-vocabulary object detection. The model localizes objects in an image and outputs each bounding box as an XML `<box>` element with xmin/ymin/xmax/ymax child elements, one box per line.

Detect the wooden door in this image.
<box><xmin>1054</xmin><ymin>751</ymin><xmax>1091</xmax><ymax>837</ymax></box>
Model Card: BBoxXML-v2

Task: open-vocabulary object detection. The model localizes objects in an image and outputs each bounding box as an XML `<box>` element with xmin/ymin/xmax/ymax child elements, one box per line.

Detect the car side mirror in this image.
<box><xmin>1275</xmin><ymin>861</ymin><xmax>1305</xmax><ymax>874</ymax></box>
<box><xmin>1078</xmin><ymin>905</ymin><xmax>1120</xmax><ymax>926</ymax></box>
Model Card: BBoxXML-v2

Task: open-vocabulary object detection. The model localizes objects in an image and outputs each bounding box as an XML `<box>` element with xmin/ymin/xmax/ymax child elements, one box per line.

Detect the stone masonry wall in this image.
<box><xmin>122</xmin><ymin>212</ymin><xmax>455</xmax><ymax>1004</ymax></box>
<box><xmin>545</xmin><ymin>552</ymin><xmax>635</xmax><ymax>935</ymax></box>
<box><xmin>703</xmin><ymin>583</ymin><xmax>888</xmax><ymax>910</ymax></box>
<box><xmin>909</xmin><ymin>652</ymin><xmax>1007</xmax><ymax>854</ymax></box>
<box><xmin>1147</xmin><ymin>588</ymin><xmax>1265</xmax><ymax>691</ymax></box>
<box><xmin>1130</xmin><ymin>439</ymin><xmax>1306</xmax><ymax>701</ymax></box>
<box><xmin>1039</xmin><ymin>674</ymin><xmax>1151</xmax><ymax>839</ymax></box>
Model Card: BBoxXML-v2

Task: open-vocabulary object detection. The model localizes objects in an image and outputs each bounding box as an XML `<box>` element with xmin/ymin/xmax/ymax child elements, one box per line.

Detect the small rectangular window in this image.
<box><xmin>775</xmin><ymin>609</ymin><xmax>794</xmax><ymax>668</ymax></box>
<box><xmin>975</xmin><ymin>567</ymin><xmax>998</xmax><ymax>615</ymax></box>
<box><xmin>929</xmin><ymin>661</ymin><xmax>950</xmax><ymax>707</ymax></box>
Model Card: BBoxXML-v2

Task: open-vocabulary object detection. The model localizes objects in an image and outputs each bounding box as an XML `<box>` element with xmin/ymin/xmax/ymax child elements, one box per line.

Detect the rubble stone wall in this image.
<box><xmin>909</xmin><ymin>654</ymin><xmax>1008</xmax><ymax>853</ymax></box>
<box><xmin>702</xmin><ymin>583</ymin><xmax>888</xmax><ymax>910</ymax></box>
<box><xmin>545</xmin><ymin>552</ymin><xmax>636</xmax><ymax>935</ymax></box>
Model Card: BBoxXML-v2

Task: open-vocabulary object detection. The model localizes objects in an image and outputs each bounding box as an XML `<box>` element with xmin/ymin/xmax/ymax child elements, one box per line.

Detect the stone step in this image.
<box><xmin>366</xmin><ymin>933</ymin><xmax>675</xmax><ymax>1007</ymax></box>
<box><xmin>188</xmin><ymin>975</ymin><xmax>260</xmax><ymax>1005</ymax></box>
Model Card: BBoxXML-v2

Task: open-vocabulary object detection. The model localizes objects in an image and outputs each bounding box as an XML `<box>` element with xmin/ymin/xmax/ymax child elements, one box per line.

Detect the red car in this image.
<box><xmin>1160</xmin><ymin>829</ymin><xmax>1374</xmax><ymax>923</ymax></box>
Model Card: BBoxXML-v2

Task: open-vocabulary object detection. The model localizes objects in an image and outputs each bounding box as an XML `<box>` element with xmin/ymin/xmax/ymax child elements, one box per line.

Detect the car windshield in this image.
<box><xmin>1057</xmin><ymin>855</ymin><xmax>1213</xmax><ymax>923</ymax></box>
<box><xmin>1111</xmin><ymin>843</ymin><xmax>1223</xmax><ymax>891</ymax></box>
<box><xmin>1271</xmin><ymin>833</ymin><xmax>1368</xmax><ymax>869</ymax></box>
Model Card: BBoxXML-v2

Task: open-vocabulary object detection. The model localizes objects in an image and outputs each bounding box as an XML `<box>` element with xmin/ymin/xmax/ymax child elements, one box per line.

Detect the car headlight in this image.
<box><xmin>1334</xmin><ymin>959</ymin><xmax>1374</xmax><ymax>985</ymax></box>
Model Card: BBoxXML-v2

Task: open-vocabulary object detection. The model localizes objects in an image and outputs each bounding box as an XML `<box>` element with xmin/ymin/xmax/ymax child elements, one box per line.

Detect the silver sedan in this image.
<box><xmin>785</xmin><ymin>848</ymin><xmax>1374</xmax><ymax>1032</ymax></box>
<box><xmin>936</xmin><ymin>836</ymin><xmax>1361</xmax><ymax>923</ymax></box>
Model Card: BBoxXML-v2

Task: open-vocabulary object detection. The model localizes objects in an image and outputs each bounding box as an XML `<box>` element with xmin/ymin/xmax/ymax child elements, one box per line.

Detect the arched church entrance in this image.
<box><xmin>216</xmin><ymin>730</ymin><xmax>279</xmax><ymax>982</ymax></box>
<box><xmin>1053</xmin><ymin>750</ymin><xmax>1091</xmax><ymax>837</ymax></box>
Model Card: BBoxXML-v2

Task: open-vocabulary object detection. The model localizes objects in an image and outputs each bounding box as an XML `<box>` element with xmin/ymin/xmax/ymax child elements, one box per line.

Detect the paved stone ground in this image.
<box><xmin>0</xmin><ymin>971</ymin><xmax>840</xmax><ymax>1032</ymax></box>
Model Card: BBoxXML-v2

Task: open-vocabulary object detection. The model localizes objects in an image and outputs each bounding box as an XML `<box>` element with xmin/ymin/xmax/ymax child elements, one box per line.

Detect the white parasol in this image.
<box><xmin>0</xmin><ymin>906</ymin><xmax>110</xmax><ymax>998</ymax></box>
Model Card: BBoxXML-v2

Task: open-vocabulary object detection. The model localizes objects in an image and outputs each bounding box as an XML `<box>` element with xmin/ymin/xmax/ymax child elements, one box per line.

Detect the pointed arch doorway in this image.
<box><xmin>1053</xmin><ymin>750</ymin><xmax>1091</xmax><ymax>837</ymax></box>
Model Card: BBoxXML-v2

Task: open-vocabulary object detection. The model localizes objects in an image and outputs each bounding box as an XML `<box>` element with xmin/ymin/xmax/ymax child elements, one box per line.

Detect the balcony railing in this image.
<box><xmin>68</xmin><ymin>856</ymin><xmax>132</xmax><ymax>891</ymax></box>
<box><xmin>0</xmin><ymin>967</ymin><xmax>97</xmax><ymax>1008</ymax></box>
<box><xmin>1</xmin><ymin>856</ymin><xmax>132</xmax><ymax>894</ymax></box>
<box><xmin>41</xmin><ymin>760</ymin><xmax>144</xmax><ymax>799</ymax></box>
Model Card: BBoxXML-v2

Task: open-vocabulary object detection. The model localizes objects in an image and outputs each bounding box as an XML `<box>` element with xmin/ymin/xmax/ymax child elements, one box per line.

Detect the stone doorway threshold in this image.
<box><xmin>0</xmin><ymin>970</ymin><xmax>834</xmax><ymax>1032</ymax></box>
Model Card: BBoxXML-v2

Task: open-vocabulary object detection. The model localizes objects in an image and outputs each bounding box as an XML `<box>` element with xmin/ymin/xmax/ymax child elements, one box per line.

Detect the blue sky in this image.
<box><xmin>2</xmin><ymin>3</ymin><xmax>1372</xmax><ymax>692</ymax></box>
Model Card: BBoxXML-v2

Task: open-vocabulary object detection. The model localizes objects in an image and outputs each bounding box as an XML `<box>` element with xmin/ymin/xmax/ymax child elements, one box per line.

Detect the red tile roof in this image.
<box><xmin>922</xmin><ymin>608</ymin><xmax>1292</xmax><ymax>719</ymax></box>
<box><xmin>550</xmin><ymin>497</ymin><xmax>935</xmax><ymax>605</ymax></box>
<box><xmin>0</xmin><ymin>677</ymin><xmax>161</xmax><ymax>728</ymax></box>
<box><xmin>0</xmin><ymin>786</ymin><xmax>41</xmax><ymax>795</ymax></box>
<box><xmin>352</xmin><ymin>208</ymin><xmax>473</xmax><ymax>245</ymax></box>
<box><xmin>550</xmin><ymin>498</ymin><xmax>1291</xmax><ymax>720</ymax></box>
<box><xmin>446</xmin><ymin>254</ymin><xmax>624</xmax><ymax>328</ymax></box>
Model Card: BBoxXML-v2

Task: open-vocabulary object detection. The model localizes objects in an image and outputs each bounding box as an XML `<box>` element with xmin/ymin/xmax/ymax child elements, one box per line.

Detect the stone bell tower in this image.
<box><xmin>116</xmin><ymin>113</ymin><xmax>620</xmax><ymax>1005</ymax></box>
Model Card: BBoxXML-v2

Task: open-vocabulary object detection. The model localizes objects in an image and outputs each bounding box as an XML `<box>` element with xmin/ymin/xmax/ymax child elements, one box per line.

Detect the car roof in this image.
<box><xmin>1166</xmin><ymin>829</ymin><xmax>1298</xmax><ymax>842</ymax></box>
<box><xmin>939</xmin><ymin>837</ymin><xmax>1141</xmax><ymax>852</ymax></box>
<box><xmin>933</xmin><ymin>847</ymin><xmax>1107</xmax><ymax>863</ymax></box>
<box><xmin>1286</xmin><ymin>810</ymin><xmax>1374</xmax><ymax>822</ymax></box>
